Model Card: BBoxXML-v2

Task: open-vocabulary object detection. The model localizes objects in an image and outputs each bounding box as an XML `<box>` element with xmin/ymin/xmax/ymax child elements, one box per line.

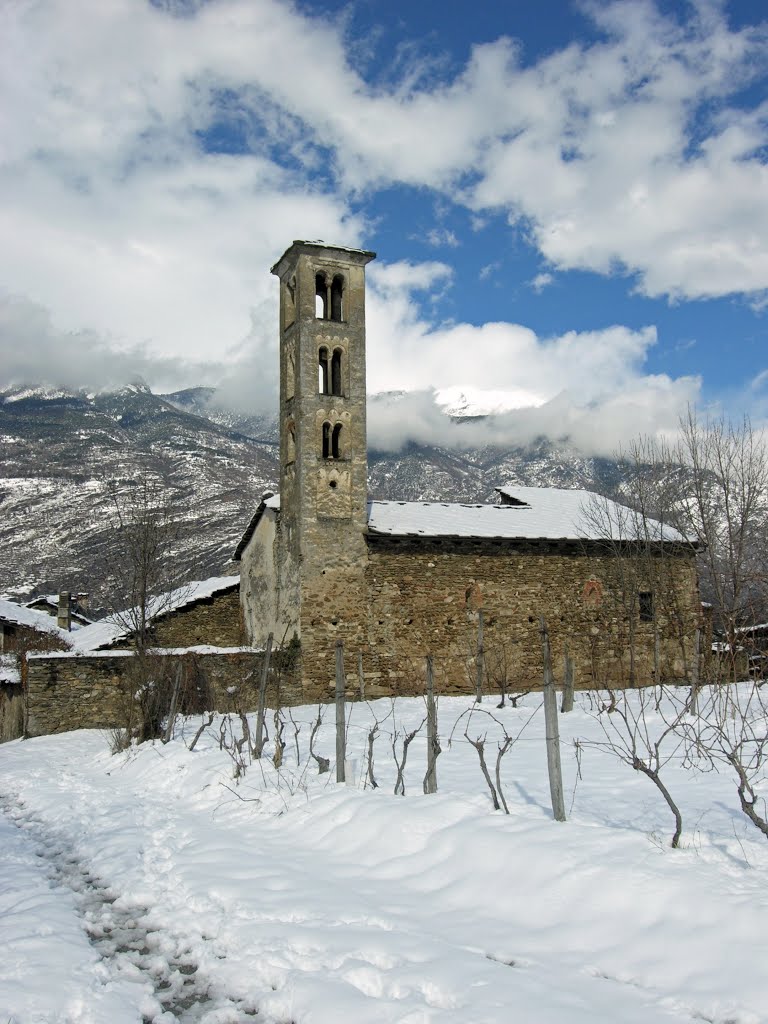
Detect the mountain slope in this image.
<box><xmin>0</xmin><ymin>384</ymin><xmax>619</xmax><ymax>605</ymax></box>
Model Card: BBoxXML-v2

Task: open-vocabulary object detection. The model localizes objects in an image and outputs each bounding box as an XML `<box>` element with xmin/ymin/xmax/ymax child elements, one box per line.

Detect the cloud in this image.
<box><xmin>367</xmin><ymin>375</ymin><xmax>701</xmax><ymax>458</ymax></box>
<box><xmin>0</xmin><ymin>0</ymin><xmax>763</xmax><ymax>433</ymax></box>
<box><xmin>362</xmin><ymin>261</ymin><xmax>701</xmax><ymax>454</ymax></box>
<box><xmin>0</xmin><ymin>293</ymin><xmax>219</xmax><ymax>394</ymax></box>
<box><xmin>531</xmin><ymin>272</ymin><xmax>553</xmax><ymax>292</ymax></box>
<box><xmin>423</xmin><ymin>228</ymin><xmax>460</xmax><ymax>249</ymax></box>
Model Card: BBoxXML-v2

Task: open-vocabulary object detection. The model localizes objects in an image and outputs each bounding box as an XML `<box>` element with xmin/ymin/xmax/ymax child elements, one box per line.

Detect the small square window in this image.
<box><xmin>639</xmin><ymin>591</ymin><xmax>654</xmax><ymax>622</ymax></box>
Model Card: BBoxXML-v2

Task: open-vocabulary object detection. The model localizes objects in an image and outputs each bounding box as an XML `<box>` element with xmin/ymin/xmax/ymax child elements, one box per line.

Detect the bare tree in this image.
<box><xmin>102</xmin><ymin>472</ymin><xmax>188</xmax><ymax>649</ymax></box>
<box><xmin>684</xmin><ymin>682</ymin><xmax>768</xmax><ymax>840</ymax></box>
<box><xmin>672</xmin><ymin>410</ymin><xmax>768</xmax><ymax>679</ymax></box>
<box><xmin>584</xmin><ymin>687</ymin><xmax>689</xmax><ymax>848</ymax></box>
<box><xmin>101</xmin><ymin>471</ymin><xmax>193</xmax><ymax>742</ymax></box>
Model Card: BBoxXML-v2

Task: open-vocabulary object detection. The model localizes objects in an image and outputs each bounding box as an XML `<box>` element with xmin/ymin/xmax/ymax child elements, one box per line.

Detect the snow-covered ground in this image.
<box><xmin>1</xmin><ymin>690</ymin><xmax>767</xmax><ymax>1024</ymax></box>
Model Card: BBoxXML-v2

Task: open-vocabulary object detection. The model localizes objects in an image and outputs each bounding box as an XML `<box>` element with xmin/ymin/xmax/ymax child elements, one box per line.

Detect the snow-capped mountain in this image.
<box><xmin>0</xmin><ymin>384</ymin><xmax>620</xmax><ymax>605</ymax></box>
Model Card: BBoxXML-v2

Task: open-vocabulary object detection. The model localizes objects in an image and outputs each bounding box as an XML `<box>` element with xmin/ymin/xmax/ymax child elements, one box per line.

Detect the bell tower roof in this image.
<box><xmin>271</xmin><ymin>240</ymin><xmax>376</xmax><ymax>277</ymax></box>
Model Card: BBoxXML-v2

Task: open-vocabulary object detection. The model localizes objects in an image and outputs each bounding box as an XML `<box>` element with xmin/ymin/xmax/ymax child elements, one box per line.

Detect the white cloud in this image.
<box><xmin>531</xmin><ymin>272</ymin><xmax>554</xmax><ymax>292</ymax></box>
<box><xmin>364</xmin><ymin>263</ymin><xmax>700</xmax><ymax>454</ymax></box>
<box><xmin>0</xmin><ymin>0</ymin><xmax>763</xmax><ymax>429</ymax></box>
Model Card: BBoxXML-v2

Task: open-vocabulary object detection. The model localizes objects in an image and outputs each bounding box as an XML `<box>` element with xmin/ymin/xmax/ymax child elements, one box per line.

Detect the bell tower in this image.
<box><xmin>271</xmin><ymin>240</ymin><xmax>376</xmax><ymax>579</ymax></box>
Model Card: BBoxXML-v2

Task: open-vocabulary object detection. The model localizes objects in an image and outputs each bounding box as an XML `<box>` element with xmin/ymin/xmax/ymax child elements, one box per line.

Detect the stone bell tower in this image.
<box><xmin>270</xmin><ymin>240</ymin><xmax>376</xmax><ymax>586</ymax></box>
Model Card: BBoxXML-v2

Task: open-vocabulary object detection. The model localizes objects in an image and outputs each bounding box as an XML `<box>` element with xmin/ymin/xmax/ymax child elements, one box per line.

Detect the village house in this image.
<box><xmin>235</xmin><ymin>241</ymin><xmax>701</xmax><ymax>702</ymax></box>
<box><xmin>23</xmin><ymin>575</ymin><xmax>251</xmax><ymax>737</ymax></box>
<box><xmin>0</xmin><ymin>598</ymin><xmax>73</xmax><ymax>741</ymax></box>
<box><xmin>25</xmin><ymin>592</ymin><xmax>92</xmax><ymax>629</ymax></box>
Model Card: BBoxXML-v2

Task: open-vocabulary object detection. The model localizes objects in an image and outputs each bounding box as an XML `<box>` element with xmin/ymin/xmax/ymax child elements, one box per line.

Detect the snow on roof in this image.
<box><xmin>0</xmin><ymin>599</ymin><xmax>74</xmax><ymax>644</ymax></box>
<box><xmin>368</xmin><ymin>486</ymin><xmax>688</xmax><ymax>542</ymax></box>
<box><xmin>0</xmin><ymin>654</ymin><xmax>21</xmax><ymax>685</ymax></box>
<box><xmin>71</xmin><ymin>575</ymin><xmax>240</xmax><ymax>652</ymax></box>
<box><xmin>233</xmin><ymin>492</ymin><xmax>280</xmax><ymax>561</ymax></box>
<box><xmin>25</xmin><ymin>595</ymin><xmax>93</xmax><ymax>626</ymax></box>
<box><xmin>236</xmin><ymin>486</ymin><xmax>689</xmax><ymax>550</ymax></box>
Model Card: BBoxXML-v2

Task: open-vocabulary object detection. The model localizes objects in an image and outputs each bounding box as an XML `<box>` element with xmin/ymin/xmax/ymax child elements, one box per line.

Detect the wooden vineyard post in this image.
<box><xmin>335</xmin><ymin>640</ymin><xmax>346</xmax><ymax>783</ymax></box>
<box><xmin>476</xmin><ymin>609</ymin><xmax>484</xmax><ymax>703</ymax></box>
<box><xmin>253</xmin><ymin>632</ymin><xmax>273</xmax><ymax>758</ymax></box>
<box><xmin>423</xmin><ymin>655</ymin><xmax>440</xmax><ymax>794</ymax></box>
<box><xmin>561</xmin><ymin>646</ymin><xmax>574</xmax><ymax>713</ymax></box>
<box><xmin>358</xmin><ymin>650</ymin><xmax>365</xmax><ymax>701</ymax></box>
<box><xmin>540</xmin><ymin>617</ymin><xmax>566</xmax><ymax>821</ymax></box>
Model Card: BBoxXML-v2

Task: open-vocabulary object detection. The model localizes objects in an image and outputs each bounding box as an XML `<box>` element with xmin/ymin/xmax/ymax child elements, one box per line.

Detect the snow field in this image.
<box><xmin>1</xmin><ymin>690</ymin><xmax>767</xmax><ymax>1023</ymax></box>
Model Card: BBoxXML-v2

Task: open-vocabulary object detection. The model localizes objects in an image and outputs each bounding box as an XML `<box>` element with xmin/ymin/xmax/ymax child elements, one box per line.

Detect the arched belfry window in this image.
<box><xmin>322</xmin><ymin>421</ymin><xmax>342</xmax><ymax>459</ymax></box>
<box><xmin>318</xmin><ymin>347</ymin><xmax>330</xmax><ymax>394</ymax></box>
<box><xmin>330</xmin><ymin>275</ymin><xmax>344</xmax><ymax>322</ymax></box>
<box><xmin>286</xmin><ymin>420</ymin><xmax>296</xmax><ymax>464</ymax></box>
<box><xmin>315</xmin><ymin>273</ymin><xmax>328</xmax><ymax>319</ymax></box>
<box><xmin>322</xmin><ymin>421</ymin><xmax>331</xmax><ymax>459</ymax></box>
<box><xmin>315</xmin><ymin>271</ymin><xmax>345</xmax><ymax>322</ymax></box>
<box><xmin>331</xmin><ymin>348</ymin><xmax>342</xmax><ymax>396</ymax></box>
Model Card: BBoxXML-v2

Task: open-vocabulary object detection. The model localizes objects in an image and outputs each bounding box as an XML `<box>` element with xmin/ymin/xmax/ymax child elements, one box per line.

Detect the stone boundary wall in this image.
<box><xmin>25</xmin><ymin>648</ymin><xmax>283</xmax><ymax>737</ymax></box>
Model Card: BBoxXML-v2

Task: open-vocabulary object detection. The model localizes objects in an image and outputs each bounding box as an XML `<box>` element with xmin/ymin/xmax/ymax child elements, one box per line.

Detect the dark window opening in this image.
<box><xmin>322</xmin><ymin>421</ymin><xmax>331</xmax><ymax>459</ymax></box>
<box><xmin>331</xmin><ymin>348</ymin><xmax>342</xmax><ymax>396</ymax></box>
<box><xmin>330</xmin><ymin>275</ymin><xmax>344</xmax><ymax>321</ymax></box>
<box><xmin>318</xmin><ymin>347</ymin><xmax>329</xmax><ymax>394</ymax></box>
<box><xmin>332</xmin><ymin>423</ymin><xmax>342</xmax><ymax>459</ymax></box>
<box><xmin>639</xmin><ymin>591</ymin><xmax>654</xmax><ymax>622</ymax></box>
<box><xmin>315</xmin><ymin>273</ymin><xmax>327</xmax><ymax>319</ymax></box>
<box><xmin>329</xmin><ymin>479</ymin><xmax>337</xmax><ymax>489</ymax></box>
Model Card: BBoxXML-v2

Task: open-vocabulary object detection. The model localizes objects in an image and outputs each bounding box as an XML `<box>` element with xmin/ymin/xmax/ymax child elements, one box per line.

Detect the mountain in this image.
<box><xmin>0</xmin><ymin>384</ymin><xmax>620</xmax><ymax>607</ymax></box>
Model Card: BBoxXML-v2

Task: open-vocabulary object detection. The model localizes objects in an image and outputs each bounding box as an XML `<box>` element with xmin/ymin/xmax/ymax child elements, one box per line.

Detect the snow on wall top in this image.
<box><xmin>368</xmin><ymin>486</ymin><xmax>687</xmax><ymax>543</ymax></box>
<box><xmin>70</xmin><ymin>575</ymin><xmax>240</xmax><ymax>652</ymax></box>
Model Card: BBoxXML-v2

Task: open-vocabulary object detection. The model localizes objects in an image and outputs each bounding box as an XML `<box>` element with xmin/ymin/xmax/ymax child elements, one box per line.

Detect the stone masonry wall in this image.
<box><xmin>297</xmin><ymin>539</ymin><xmax>700</xmax><ymax>702</ymax></box>
<box><xmin>25</xmin><ymin>649</ymin><xmax>278</xmax><ymax>737</ymax></box>
<box><xmin>151</xmin><ymin>589</ymin><xmax>244</xmax><ymax>648</ymax></box>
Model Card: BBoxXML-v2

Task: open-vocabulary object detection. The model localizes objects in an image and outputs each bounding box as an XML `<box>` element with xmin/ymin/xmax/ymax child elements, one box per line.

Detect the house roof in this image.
<box><xmin>0</xmin><ymin>599</ymin><xmax>74</xmax><ymax>645</ymax></box>
<box><xmin>233</xmin><ymin>492</ymin><xmax>279</xmax><ymax>561</ymax></box>
<box><xmin>71</xmin><ymin>575</ymin><xmax>240</xmax><ymax>652</ymax></box>
<box><xmin>25</xmin><ymin>595</ymin><xmax>93</xmax><ymax>626</ymax></box>
<box><xmin>235</xmin><ymin>485</ymin><xmax>689</xmax><ymax>550</ymax></box>
<box><xmin>379</xmin><ymin>485</ymin><xmax>687</xmax><ymax>543</ymax></box>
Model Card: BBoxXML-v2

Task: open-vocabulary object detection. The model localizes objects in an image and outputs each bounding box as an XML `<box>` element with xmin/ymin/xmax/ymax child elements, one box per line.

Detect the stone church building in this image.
<box><xmin>235</xmin><ymin>241</ymin><xmax>701</xmax><ymax>700</ymax></box>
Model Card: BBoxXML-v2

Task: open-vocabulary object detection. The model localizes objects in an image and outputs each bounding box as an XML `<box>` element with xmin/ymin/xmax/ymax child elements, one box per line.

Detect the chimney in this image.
<box><xmin>57</xmin><ymin>592</ymin><xmax>72</xmax><ymax>631</ymax></box>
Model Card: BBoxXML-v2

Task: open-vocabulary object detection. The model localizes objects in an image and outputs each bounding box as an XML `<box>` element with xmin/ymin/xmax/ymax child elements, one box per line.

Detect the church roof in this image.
<box><xmin>234</xmin><ymin>487</ymin><xmax>689</xmax><ymax>550</ymax></box>
<box><xmin>368</xmin><ymin>486</ymin><xmax>688</xmax><ymax>543</ymax></box>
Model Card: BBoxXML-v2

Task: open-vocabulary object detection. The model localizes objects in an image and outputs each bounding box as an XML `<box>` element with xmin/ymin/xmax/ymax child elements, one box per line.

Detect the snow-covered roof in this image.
<box><xmin>233</xmin><ymin>493</ymin><xmax>279</xmax><ymax>560</ymax></box>
<box><xmin>368</xmin><ymin>486</ymin><xmax>689</xmax><ymax>543</ymax></box>
<box><xmin>25</xmin><ymin>595</ymin><xmax>92</xmax><ymax>626</ymax></box>
<box><xmin>0</xmin><ymin>654</ymin><xmax>21</xmax><ymax>685</ymax></box>
<box><xmin>236</xmin><ymin>487</ymin><xmax>689</xmax><ymax>548</ymax></box>
<box><xmin>0</xmin><ymin>599</ymin><xmax>74</xmax><ymax>644</ymax></box>
<box><xmin>71</xmin><ymin>575</ymin><xmax>240</xmax><ymax>652</ymax></box>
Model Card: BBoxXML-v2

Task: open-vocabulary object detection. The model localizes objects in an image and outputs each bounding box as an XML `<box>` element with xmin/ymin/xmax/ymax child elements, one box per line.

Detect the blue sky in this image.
<box><xmin>0</xmin><ymin>0</ymin><xmax>766</xmax><ymax>453</ymax></box>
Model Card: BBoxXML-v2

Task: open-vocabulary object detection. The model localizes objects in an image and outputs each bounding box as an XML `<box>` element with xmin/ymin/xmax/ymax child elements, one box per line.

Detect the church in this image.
<box><xmin>234</xmin><ymin>241</ymin><xmax>701</xmax><ymax>701</ymax></box>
